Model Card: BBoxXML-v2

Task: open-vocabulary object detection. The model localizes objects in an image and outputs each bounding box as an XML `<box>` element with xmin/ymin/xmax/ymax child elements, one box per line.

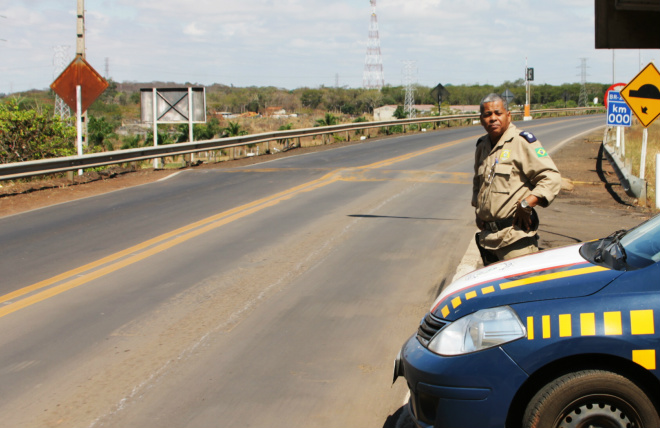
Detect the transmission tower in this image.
<box><xmin>578</xmin><ymin>58</ymin><xmax>588</xmax><ymax>107</ymax></box>
<box><xmin>53</xmin><ymin>45</ymin><xmax>71</xmax><ymax>120</ymax></box>
<box><xmin>403</xmin><ymin>61</ymin><xmax>417</xmax><ymax>118</ymax></box>
<box><xmin>362</xmin><ymin>0</ymin><xmax>385</xmax><ymax>89</ymax></box>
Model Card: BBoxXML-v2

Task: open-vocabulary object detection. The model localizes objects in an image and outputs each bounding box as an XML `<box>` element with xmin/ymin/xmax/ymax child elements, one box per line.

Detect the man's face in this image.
<box><xmin>480</xmin><ymin>100</ymin><xmax>511</xmax><ymax>141</ymax></box>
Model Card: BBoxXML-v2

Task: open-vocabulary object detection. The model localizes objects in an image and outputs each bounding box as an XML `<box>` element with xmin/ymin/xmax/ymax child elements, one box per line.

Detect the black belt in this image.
<box><xmin>482</xmin><ymin>209</ymin><xmax>539</xmax><ymax>233</ymax></box>
<box><xmin>483</xmin><ymin>218</ymin><xmax>514</xmax><ymax>233</ymax></box>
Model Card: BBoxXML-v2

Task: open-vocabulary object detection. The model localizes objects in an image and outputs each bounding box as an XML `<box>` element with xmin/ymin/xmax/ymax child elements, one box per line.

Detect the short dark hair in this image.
<box><xmin>480</xmin><ymin>93</ymin><xmax>508</xmax><ymax>113</ymax></box>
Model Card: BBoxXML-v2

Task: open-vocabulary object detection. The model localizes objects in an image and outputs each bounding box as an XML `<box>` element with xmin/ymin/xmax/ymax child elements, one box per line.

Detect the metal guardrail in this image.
<box><xmin>0</xmin><ymin>106</ymin><xmax>604</xmax><ymax>181</ymax></box>
<box><xmin>602</xmin><ymin>127</ymin><xmax>647</xmax><ymax>201</ymax></box>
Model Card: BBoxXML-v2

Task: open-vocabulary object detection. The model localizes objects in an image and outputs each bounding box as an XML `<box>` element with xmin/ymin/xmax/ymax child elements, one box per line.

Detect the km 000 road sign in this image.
<box><xmin>621</xmin><ymin>62</ymin><xmax>660</xmax><ymax>128</ymax></box>
<box><xmin>606</xmin><ymin>91</ymin><xmax>632</xmax><ymax>127</ymax></box>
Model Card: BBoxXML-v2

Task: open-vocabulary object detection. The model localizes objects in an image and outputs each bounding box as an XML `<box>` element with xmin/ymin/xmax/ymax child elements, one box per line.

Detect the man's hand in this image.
<box><xmin>513</xmin><ymin>196</ymin><xmax>538</xmax><ymax>232</ymax></box>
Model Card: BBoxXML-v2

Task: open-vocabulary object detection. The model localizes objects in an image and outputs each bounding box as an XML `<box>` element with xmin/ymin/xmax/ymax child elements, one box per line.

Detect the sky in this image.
<box><xmin>0</xmin><ymin>0</ymin><xmax>658</xmax><ymax>95</ymax></box>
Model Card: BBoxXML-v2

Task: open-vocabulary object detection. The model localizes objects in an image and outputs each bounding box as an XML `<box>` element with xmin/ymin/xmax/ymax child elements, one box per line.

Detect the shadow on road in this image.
<box><xmin>348</xmin><ymin>214</ymin><xmax>450</xmax><ymax>221</ymax></box>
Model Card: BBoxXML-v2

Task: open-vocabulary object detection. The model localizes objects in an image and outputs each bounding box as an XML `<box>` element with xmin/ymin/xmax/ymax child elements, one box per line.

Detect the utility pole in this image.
<box><xmin>76</xmin><ymin>0</ymin><xmax>88</xmax><ymax>149</ymax></box>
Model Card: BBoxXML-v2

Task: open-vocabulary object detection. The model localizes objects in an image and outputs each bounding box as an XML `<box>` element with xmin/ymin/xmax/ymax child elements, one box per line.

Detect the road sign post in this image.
<box><xmin>620</xmin><ymin>62</ymin><xmax>660</xmax><ymax>199</ymax></box>
<box><xmin>140</xmin><ymin>87</ymin><xmax>207</xmax><ymax>168</ymax></box>
<box><xmin>50</xmin><ymin>55</ymin><xmax>108</xmax><ymax>176</ymax></box>
<box><xmin>76</xmin><ymin>85</ymin><xmax>83</xmax><ymax>175</ymax></box>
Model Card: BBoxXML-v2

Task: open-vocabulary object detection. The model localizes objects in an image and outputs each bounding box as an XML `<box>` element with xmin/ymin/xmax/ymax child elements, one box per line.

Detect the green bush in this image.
<box><xmin>0</xmin><ymin>100</ymin><xmax>76</xmax><ymax>163</ymax></box>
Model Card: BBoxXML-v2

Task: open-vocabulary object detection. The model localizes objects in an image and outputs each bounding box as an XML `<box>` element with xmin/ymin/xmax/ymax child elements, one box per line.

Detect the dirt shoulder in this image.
<box><xmin>540</xmin><ymin>133</ymin><xmax>653</xmax><ymax>248</ymax></box>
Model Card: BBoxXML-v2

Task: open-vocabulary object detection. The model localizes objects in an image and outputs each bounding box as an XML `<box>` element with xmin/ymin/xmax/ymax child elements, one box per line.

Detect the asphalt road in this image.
<box><xmin>0</xmin><ymin>115</ymin><xmax>607</xmax><ymax>428</ymax></box>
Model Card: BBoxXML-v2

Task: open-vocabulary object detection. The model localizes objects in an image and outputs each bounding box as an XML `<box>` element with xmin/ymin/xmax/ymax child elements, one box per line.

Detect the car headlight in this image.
<box><xmin>427</xmin><ymin>306</ymin><xmax>525</xmax><ymax>356</ymax></box>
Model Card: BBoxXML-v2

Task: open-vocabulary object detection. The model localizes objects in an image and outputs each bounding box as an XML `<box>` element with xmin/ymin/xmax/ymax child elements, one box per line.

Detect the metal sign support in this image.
<box><xmin>188</xmin><ymin>87</ymin><xmax>194</xmax><ymax>163</ymax></box>
<box><xmin>640</xmin><ymin>128</ymin><xmax>648</xmax><ymax>180</ymax></box>
<box><xmin>76</xmin><ymin>85</ymin><xmax>83</xmax><ymax>176</ymax></box>
<box><xmin>152</xmin><ymin>89</ymin><xmax>159</xmax><ymax>169</ymax></box>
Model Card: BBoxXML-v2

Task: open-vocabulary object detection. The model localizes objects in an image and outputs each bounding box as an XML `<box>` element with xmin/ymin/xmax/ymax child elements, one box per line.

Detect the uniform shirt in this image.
<box><xmin>472</xmin><ymin>123</ymin><xmax>561</xmax><ymax>250</ymax></box>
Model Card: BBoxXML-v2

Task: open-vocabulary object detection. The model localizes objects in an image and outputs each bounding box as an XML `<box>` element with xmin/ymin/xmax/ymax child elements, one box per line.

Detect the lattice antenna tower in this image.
<box><xmin>53</xmin><ymin>45</ymin><xmax>71</xmax><ymax>120</ymax></box>
<box><xmin>362</xmin><ymin>0</ymin><xmax>385</xmax><ymax>89</ymax></box>
<box><xmin>403</xmin><ymin>61</ymin><xmax>417</xmax><ymax>118</ymax></box>
<box><xmin>578</xmin><ymin>58</ymin><xmax>589</xmax><ymax>107</ymax></box>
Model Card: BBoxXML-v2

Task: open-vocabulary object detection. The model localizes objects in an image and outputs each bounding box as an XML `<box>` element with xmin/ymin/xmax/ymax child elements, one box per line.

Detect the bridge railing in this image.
<box><xmin>0</xmin><ymin>107</ymin><xmax>604</xmax><ymax>181</ymax></box>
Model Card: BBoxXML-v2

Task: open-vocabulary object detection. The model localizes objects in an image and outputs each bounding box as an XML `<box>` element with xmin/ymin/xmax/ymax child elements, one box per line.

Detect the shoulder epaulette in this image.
<box><xmin>519</xmin><ymin>131</ymin><xmax>537</xmax><ymax>143</ymax></box>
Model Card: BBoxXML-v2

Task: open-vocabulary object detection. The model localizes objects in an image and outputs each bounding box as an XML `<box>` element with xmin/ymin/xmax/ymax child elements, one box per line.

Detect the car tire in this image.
<box><xmin>522</xmin><ymin>369</ymin><xmax>659</xmax><ymax>428</ymax></box>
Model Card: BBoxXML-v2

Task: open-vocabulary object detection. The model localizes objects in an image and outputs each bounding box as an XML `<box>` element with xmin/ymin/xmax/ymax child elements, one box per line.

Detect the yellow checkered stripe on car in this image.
<box><xmin>526</xmin><ymin>310</ymin><xmax>657</xmax><ymax>370</ymax></box>
<box><xmin>437</xmin><ymin>265</ymin><xmax>608</xmax><ymax>318</ymax></box>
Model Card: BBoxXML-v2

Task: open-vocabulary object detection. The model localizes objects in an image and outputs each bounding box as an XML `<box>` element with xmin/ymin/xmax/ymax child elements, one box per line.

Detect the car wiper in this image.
<box><xmin>594</xmin><ymin>229</ymin><xmax>626</xmax><ymax>263</ymax></box>
<box><xmin>608</xmin><ymin>230</ymin><xmax>628</xmax><ymax>265</ymax></box>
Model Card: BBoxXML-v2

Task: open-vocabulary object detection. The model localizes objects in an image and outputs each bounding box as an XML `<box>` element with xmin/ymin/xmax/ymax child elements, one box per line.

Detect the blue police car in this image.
<box><xmin>394</xmin><ymin>213</ymin><xmax>660</xmax><ymax>428</ymax></box>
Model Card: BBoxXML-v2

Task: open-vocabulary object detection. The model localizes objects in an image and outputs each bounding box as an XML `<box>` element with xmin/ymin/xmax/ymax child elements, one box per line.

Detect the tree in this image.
<box><xmin>0</xmin><ymin>100</ymin><xmax>76</xmax><ymax>163</ymax></box>
<box><xmin>223</xmin><ymin>121</ymin><xmax>248</xmax><ymax>137</ymax></box>
<box><xmin>300</xmin><ymin>89</ymin><xmax>323</xmax><ymax>109</ymax></box>
<box><xmin>314</xmin><ymin>113</ymin><xmax>338</xmax><ymax>127</ymax></box>
<box><xmin>176</xmin><ymin>117</ymin><xmax>223</xmax><ymax>142</ymax></box>
<box><xmin>88</xmin><ymin>116</ymin><xmax>118</xmax><ymax>150</ymax></box>
<box><xmin>393</xmin><ymin>105</ymin><xmax>407</xmax><ymax>119</ymax></box>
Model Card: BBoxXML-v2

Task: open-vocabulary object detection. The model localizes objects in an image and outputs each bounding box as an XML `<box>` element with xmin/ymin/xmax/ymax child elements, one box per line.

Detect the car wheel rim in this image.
<box><xmin>555</xmin><ymin>394</ymin><xmax>641</xmax><ymax>428</ymax></box>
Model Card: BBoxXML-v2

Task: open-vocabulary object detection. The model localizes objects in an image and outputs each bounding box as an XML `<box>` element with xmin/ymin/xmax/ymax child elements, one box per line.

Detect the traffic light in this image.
<box><xmin>526</xmin><ymin>67</ymin><xmax>534</xmax><ymax>81</ymax></box>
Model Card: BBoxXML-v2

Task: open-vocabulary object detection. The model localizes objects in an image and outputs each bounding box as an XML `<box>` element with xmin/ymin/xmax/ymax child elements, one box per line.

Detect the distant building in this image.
<box><xmin>213</xmin><ymin>111</ymin><xmax>236</xmax><ymax>119</ymax></box>
<box><xmin>449</xmin><ymin>105</ymin><xmax>480</xmax><ymax>114</ymax></box>
<box><xmin>373</xmin><ymin>104</ymin><xmax>437</xmax><ymax>121</ymax></box>
<box><xmin>374</xmin><ymin>105</ymin><xmax>397</xmax><ymax>121</ymax></box>
<box><xmin>263</xmin><ymin>106</ymin><xmax>286</xmax><ymax>116</ymax></box>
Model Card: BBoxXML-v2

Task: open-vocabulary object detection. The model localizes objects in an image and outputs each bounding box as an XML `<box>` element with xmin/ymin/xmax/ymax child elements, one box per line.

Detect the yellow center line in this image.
<box><xmin>0</xmin><ymin>172</ymin><xmax>339</xmax><ymax>315</ymax></box>
<box><xmin>360</xmin><ymin>135</ymin><xmax>477</xmax><ymax>169</ymax></box>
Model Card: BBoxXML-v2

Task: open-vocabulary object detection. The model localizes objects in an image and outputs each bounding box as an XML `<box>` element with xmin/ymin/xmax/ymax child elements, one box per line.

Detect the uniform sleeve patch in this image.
<box><xmin>520</xmin><ymin>131</ymin><xmax>537</xmax><ymax>143</ymax></box>
<box><xmin>536</xmin><ymin>147</ymin><xmax>548</xmax><ymax>158</ymax></box>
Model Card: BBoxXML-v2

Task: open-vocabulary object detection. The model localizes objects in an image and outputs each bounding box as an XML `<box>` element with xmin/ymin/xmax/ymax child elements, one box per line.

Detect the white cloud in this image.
<box><xmin>0</xmin><ymin>0</ymin><xmax>659</xmax><ymax>94</ymax></box>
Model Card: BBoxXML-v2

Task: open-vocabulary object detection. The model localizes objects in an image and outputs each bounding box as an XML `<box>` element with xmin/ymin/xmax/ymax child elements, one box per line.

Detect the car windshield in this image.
<box><xmin>619</xmin><ymin>214</ymin><xmax>660</xmax><ymax>269</ymax></box>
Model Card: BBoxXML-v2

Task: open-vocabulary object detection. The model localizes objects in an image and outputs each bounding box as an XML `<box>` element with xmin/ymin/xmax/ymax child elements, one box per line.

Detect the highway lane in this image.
<box><xmin>0</xmin><ymin>115</ymin><xmax>605</xmax><ymax>427</ymax></box>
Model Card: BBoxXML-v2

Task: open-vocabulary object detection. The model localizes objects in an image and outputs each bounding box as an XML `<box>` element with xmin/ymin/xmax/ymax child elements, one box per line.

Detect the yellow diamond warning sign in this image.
<box><xmin>621</xmin><ymin>62</ymin><xmax>660</xmax><ymax>128</ymax></box>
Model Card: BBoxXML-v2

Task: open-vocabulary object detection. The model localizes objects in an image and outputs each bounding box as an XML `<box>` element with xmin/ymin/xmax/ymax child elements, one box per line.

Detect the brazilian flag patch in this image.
<box><xmin>536</xmin><ymin>147</ymin><xmax>548</xmax><ymax>158</ymax></box>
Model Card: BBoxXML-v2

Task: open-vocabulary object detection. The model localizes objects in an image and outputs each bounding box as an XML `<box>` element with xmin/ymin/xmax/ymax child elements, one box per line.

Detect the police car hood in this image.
<box><xmin>429</xmin><ymin>244</ymin><xmax>623</xmax><ymax>321</ymax></box>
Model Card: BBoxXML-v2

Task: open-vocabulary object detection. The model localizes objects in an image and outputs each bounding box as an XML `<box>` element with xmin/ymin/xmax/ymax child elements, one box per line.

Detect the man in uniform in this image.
<box><xmin>473</xmin><ymin>93</ymin><xmax>561</xmax><ymax>265</ymax></box>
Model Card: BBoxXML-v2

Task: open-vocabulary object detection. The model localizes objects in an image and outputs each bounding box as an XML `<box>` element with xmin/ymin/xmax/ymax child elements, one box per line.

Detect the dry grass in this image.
<box><xmin>620</xmin><ymin>120</ymin><xmax>660</xmax><ymax>208</ymax></box>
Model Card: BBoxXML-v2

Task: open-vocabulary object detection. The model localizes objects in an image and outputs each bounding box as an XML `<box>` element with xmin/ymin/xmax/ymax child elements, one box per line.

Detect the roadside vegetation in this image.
<box><xmin>0</xmin><ymin>79</ymin><xmax>613</xmax><ymax>171</ymax></box>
